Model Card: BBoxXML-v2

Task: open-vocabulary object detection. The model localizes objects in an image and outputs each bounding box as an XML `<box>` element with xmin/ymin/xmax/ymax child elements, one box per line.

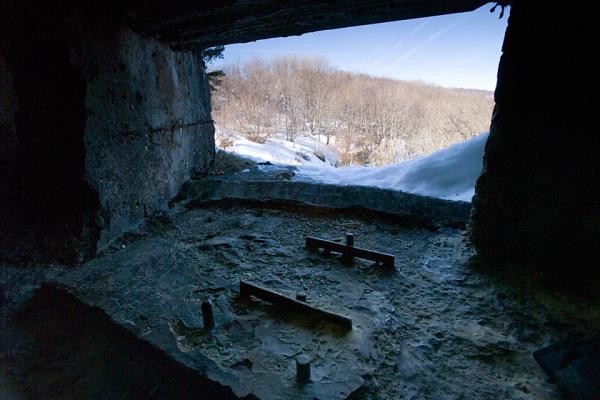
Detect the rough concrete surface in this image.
<box><xmin>0</xmin><ymin>50</ymin><xmax>18</xmax><ymax>230</ymax></box>
<box><xmin>0</xmin><ymin>1</ymin><xmax>215</xmax><ymax>263</ymax></box>
<box><xmin>2</xmin><ymin>202</ymin><xmax>598</xmax><ymax>399</ymax></box>
<box><xmin>177</xmin><ymin>165</ymin><xmax>472</xmax><ymax>229</ymax></box>
<box><xmin>132</xmin><ymin>0</ymin><xmax>486</xmax><ymax>49</ymax></box>
<box><xmin>83</xmin><ymin>27</ymin><xmax>215</xmax><ymax>250</ymax></box>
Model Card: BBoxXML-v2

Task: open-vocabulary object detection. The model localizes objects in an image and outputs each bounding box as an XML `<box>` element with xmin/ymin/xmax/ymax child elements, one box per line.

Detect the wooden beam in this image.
<box><xmin>305</xmin><ymin>236</ymin><xmax>395</xmax><ymax>269</ymax></box>
<box><xmin>239</xmin><ymin>280</ymin><xmax>352</xmax><ymax>331</ymax></box>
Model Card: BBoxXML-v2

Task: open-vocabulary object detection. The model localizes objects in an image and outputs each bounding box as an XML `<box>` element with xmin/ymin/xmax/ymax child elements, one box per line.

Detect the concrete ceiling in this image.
<box><xmin>130</xmin><ymin>0</ymin><xmax>490</xmax><ymax>50</ymax></box>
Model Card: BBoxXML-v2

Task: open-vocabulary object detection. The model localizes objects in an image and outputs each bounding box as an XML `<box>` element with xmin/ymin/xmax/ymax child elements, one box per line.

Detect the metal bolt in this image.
<box><xmin>343</xmin><ymin>233</ymin><xmax>355</xmax><ymax>264</ymax></box>
<box><xmin>346</xmin><ymin>233</ymin><xmax>354</xmax><ymax>247</ymax></box>
<box><xmin>296</xmin><ymin>292</ymin><xmax>307</xmax><ymax>302</ymax></box>
<box><xmin>296</xmin><ymin>354</ymin><xmax>311</xmax><ymax>383</ymax></box>
<box><xmin>201</xmin><ymin>300</ymin><xmax>215</xmax><ymax>330</ymax></box>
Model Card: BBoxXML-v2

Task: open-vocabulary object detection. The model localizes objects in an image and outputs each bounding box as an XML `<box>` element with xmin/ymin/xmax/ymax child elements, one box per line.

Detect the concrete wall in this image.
<box><xmin>469</xmin><ymin>2</ymin><xmax>597</xmax><ymax>280</ymax></box>
<box><xmin>0</xmin><ymin>0</ymin><xmax>18</xmax><ymax>234</ymax></box>
<box><xmin>0</xmin><ymin>2</ymin><xmax>214</xmax><ymax>262</ymax></box>
<box><xmin>82</xmin><ymin>26</ymin><xmax>214</xmax><ymax>250</ymax></box>
<box><xmin>0</xmin><ymin>52</ymin><xmax>18</xmax><ymax>232</ymax></box>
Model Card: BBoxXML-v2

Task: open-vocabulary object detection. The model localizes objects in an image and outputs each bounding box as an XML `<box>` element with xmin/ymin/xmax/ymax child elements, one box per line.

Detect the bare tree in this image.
<box><xmin>211</xmin><ymin>56</ymin><xmax>494</xmax><ymax>165</ymax></box>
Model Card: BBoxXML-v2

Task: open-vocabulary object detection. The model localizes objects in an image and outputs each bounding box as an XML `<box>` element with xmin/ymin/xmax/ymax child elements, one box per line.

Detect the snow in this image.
<box><xmin>216</xmin><ymin>125</ymin><xmax>488</xmax><ymax>202</ymax></box>
<box><xmin>216</xmin><ymin>126</ymin><xmax>340</xmax><ymax>167</ymax></box>
<box><xmin>295</xmin><ymin>133</ymin><xmax>488</xmax><ymax>202</ymax></box>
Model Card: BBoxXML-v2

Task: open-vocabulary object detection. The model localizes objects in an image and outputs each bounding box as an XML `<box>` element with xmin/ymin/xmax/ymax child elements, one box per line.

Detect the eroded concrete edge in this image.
<box><xmin>176</xmin><ymin>178</ymin><xmax>472</xmax><ymax>228</ymax></box>
<box><xmin>1</xmin><ymin>281</ymin><xmax>259</xmax><ymax>399</ymax></box>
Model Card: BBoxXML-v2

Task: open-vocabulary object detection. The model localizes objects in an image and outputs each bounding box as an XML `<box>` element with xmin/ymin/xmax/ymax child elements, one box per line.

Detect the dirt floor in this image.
<box><xmin>1</xmin><ymin>202</ymin><xmax>599</xmax><ymax>399</ymax></box>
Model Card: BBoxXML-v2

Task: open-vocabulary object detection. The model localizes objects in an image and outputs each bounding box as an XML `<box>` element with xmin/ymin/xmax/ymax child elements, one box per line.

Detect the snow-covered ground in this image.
<box><xmin>216</xmin><ymin>126</ymin><xmax>488</xmax><ymax>202</ymax></box>
<box><xmin>216</xmin><ymin>126</ymin><xmax>340</xmax><ymax>167</ymax></box>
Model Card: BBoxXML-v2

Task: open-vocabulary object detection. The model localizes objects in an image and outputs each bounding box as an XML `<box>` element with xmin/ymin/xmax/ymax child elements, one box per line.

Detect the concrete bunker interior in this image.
<box><xmin>1</xmin><ymin>1</ymin><xmax>598</xmax><ymax>399</ymax></box>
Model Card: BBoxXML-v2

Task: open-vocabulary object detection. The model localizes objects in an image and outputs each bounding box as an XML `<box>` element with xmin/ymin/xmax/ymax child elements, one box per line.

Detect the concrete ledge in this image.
<box><xmin>176</xmin><ymin>178</ymin><xmax>472</xmax><ymax>228</ymax></box>
<box><xmin>3</xmin><ymin>284</ymin><xmax>256</xmax><ymax>400</ymax></box>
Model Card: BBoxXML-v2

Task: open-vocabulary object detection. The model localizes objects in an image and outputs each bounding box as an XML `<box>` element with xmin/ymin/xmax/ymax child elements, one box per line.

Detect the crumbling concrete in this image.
<box><xmin>1</xmin><ymin>285</ymin><xmax>254</xmax><ymax>400</ymax></box>
<box><xmin>0</xmin><ymin>51</ymin><xmax>17</xmax><ymax>232</ymax></box>
<box><xmin>2</xmin><ymin>203</ymin><xmax>598</xmax><ymax>399</ymax></box>
<box><xmin>0</xmin><ymin>1</ymin><xmax>214</xmax><ymax>262</ymax></box>
<box><xmin>131</xmin><ymin>0</ymin><xmax>487</xmax><ymax>50</ymax></box>
<box><xmin>83</xmin><ymin>27</ymin><xmax>214</xmax><ymax>251</ymax></box>
<box><xmin>176</xmin><ymin>166</ymin><xmax>472</xmax><ymax>229</ymax></box>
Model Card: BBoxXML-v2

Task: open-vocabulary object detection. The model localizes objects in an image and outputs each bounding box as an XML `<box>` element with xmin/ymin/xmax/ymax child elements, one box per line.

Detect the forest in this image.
<box><xmin>211</xmin><ymin>56</ymin><xmax>493</xmax><ymax>166</ymax></box>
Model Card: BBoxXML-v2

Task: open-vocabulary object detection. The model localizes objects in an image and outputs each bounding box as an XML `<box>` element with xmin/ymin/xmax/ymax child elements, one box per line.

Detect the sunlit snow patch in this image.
<box><xmin>294</xmin><ymin>132</ymin><xmax>489</xmax><ymax>202</ymax></box>
<box><xmin>216</xmin><ymin>125</ymin><xmax>488</xmax><ymax>202</ymax></box>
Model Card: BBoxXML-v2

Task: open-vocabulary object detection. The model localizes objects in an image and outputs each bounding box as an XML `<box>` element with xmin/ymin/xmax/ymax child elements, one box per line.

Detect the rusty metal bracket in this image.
<box><xmin>305</xmin><ymin>234</ymin><xmax>395</xmax><ymax>269</ymax></box>
<box><xmin>239</xmin><ymin>280</ymin><xmax>352</xmax><ymax>331</ymax></box>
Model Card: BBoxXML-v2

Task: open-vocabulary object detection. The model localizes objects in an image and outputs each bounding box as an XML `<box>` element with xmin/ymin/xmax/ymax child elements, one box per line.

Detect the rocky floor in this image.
<box><xmin>1</xmin><ymin>202</ymin><xmax>599</xmax><ymax>399</ymax></box>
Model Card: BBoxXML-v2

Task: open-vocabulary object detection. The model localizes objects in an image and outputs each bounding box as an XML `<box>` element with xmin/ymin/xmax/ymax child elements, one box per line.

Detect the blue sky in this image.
<box><xmin>211</xmin><ymin>4</ymin><xmax>509</xmax><ymax>91</ymax></box>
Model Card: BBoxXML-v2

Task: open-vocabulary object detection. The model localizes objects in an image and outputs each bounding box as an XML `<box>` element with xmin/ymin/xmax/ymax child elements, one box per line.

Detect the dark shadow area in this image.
<box><xmin>534</xmin><ymin>338</ymin><xmax>600</xmax><ymax>400</ymax></box>
<box><xmin>2</xmin><ymin>1</ymin><xmax>101</xmax><ymax>263</ymax></box>
<box><xmin>2</xmin><ymin>285</ymin><xmax>256</xmax><ymax>400</ymax></box>
<box><xmin>467</xmin><ymin>254</ymin><xmax>600</xmax><ymax>300</ymax></box>
<box><xmin>469</xmin><ymin>2</ymin><xmax>598</xmax><ymax>285</ymax></box>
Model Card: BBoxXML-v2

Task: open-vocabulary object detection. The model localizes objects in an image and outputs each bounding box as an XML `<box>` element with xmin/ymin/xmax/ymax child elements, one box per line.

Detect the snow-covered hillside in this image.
<box><xmin>216</xmin><ymin>126</ymin><xmax>488</xmax><ymax>202</ymax></box>
<box><xmin>216</xmin><ymin>126</ymin><xmax>340</xmax><ymax>167</ymax></box>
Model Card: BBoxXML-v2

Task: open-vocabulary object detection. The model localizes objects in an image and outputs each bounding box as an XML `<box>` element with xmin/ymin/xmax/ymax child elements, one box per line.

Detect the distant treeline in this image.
<box><xmin>211</xmin><ymin>56</ymin><xmax>493</xmax><ymax>166</ymax></box>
